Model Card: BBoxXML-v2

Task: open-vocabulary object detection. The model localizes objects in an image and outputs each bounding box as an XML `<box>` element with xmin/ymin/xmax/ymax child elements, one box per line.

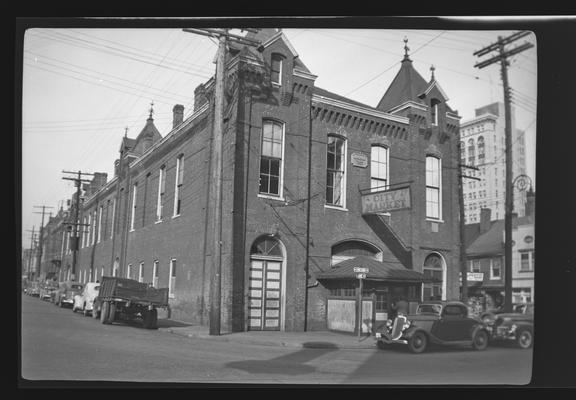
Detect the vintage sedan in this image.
<box><xmin>375</xmin><ymin>301</ymin><xmax>490</xmax><ymax>353</ymax></box>
<box><xmin>39</xmin><ymin>282</ymin><xmax>59</xmax><ymax>302</ymax></box>
<box><xmin>54</xmin><ymin>281</ymin><xmax>84</xmax><ymax>308</ymax></box>
<box><xmin>72</xmin><ymin>282</ymin><xmax>100</xmax><ymax>316</ymax></box>
<box><xmin>485</xmin><ymin>303</ymin><xmax>534</xmax><ymax>349</ymax></box>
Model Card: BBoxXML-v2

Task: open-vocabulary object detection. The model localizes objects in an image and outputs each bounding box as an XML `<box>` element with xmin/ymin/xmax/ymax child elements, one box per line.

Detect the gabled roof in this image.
<box><xmin>377</xmin><ymin>58</ymin><xmax>430</xmax><ymax>112</ymax></box>
<box><xmin>315</xmin><ymin>255</ymin><xmax>436</xmax><ymax>283</ymax></box>
<box><xmin>466</xmin><ymin>220</ymin><xmax>505</xmax><ymax>257</ymax></box>
<box><xmin>314</xmin><ymin>87</ymin><xmax>374</xmax><ymax>109</ymax></box>
<box><xmin>133</xmin><ymin>116</ymin><xmax>162</xmax><ymax>155</ymax></box>
<box><xmin>119</xmin><ymin>136</ymin><xmax>136</xmax><ymax>153</ymax></box>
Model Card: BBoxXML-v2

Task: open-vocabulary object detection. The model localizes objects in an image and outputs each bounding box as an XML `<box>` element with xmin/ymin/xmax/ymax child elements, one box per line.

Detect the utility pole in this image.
<box><xmin>458</xmin><ymin>159</ymin><xmax>481</xmax><ymax>303</ymax></box>
<box><xmin>62</xmin><ymin>170</ymin><xmax>94</xmax><ymax>281</ymax></box>
<box><xmin>474</xmin><ymin>31</ymin><xmax>534</xmax><ymax>313</ymax></box>
<box><xmin>183</xmin><ymin>28</ymin><xmax>261</xmax><ymax>335</ymax></box>
<box><xmin>33</xmin><ymin>205</ymin><xmax>54</xmax><ymax>281</ymax></box>
<box><xmin>25</xmin><ymin>226</ymin><xmax>36</xmax><ymax>280</ymax></box>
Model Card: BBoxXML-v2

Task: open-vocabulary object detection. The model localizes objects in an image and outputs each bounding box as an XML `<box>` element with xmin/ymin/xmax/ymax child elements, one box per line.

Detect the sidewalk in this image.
<box><xmin>157</xmin><ymin>319</ymin><xmax>377</xmax><ymax>350</ymax></box>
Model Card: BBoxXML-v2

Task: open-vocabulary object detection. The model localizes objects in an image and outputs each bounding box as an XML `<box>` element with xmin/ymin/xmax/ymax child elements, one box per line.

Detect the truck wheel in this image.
<box><xmin>107</xmin><ymin>303</ymin><xmax>116</xmax><ymax>324</ymax></box>
<box><xmin>100</xmin><ymin>301</ymin><xmax>110</xmax><ymax>324</ymax></box>
<box><xmin>516</xmin><ymin>329</ymin><xmax>533</xmax><ymax>349</ymax></box>
<box><xmin>142</xmin><ymin>309</ymin><xmax>158</xmax><ymax>329</ymax></box>
<box><xmin>408</xmin><ymin>331</ymin><xmax>427</xmax><ymax>354</ymax></box>
<box><xmin>472</xmin><ymin>330</ymin><xmax>489</xmax><ymax>350</ymax></box>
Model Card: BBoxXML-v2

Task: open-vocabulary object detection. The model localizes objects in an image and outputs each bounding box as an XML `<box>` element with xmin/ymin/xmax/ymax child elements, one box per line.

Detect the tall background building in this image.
<box><xmin>460</xmin><ymin>102</ymin><xmax>527</xmax><ymax>223</ymax></box>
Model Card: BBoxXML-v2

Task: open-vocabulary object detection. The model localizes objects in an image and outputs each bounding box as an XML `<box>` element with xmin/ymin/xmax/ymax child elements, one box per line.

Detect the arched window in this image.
<box><xmin>331</xmin><ymin>240</ymin><xmax>383</xmax><ymax>266</ymax></box>
<box><xmin>271</xmin><ymin>53</ymin><xmax>285</xmax><ymax>85</ymax></box>
<box><xmin>371</xmin><ymin>145</ymin><xmax>389</xmax><ymax>192</ymax></box>
<box><xmin>259</xmin><ymin>120</ymin><xmax>284</xmax><ymax>197</ymax></box>
<box><xmin>326</xmin><ymin>135</ymin><xmax>346</xmax><ymax>207</ymax></box>
<box><xmin>425</xmin><ymin>156</ymin><xmax>442</xmax><ymax>220</ymax></box>
<box><xmin>431</xmin><ymin>98</ymin><xmax>441</xmax><ymax>126</ymax></box>
<box><xmin>250</xmin><ymin>235</ymin><xmax>283</xmax><ymax>258</ymax></box>
<box><xmin>423</xmin><ymin>253</ymin><xmax>445</xmax><ymax>301</ymax></box>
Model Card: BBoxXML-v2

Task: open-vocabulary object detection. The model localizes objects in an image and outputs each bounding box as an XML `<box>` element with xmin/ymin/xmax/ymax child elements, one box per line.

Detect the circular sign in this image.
<box><xmin>524</xmin><ymin>235</ymin><xmax>534</xmax><ymax>243</ymax></box>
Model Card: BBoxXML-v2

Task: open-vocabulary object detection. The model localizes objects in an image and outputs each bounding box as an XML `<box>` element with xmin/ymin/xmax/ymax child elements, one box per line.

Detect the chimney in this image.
<box><xmin>173</xmin><ymin>104</ymin><xmax>184</xmax><ymax>128</ymax></box>
<box><xmin>91</xmin><ymin>172</ymin><xmax>108</xmax><ymax>191</ymax></box>
<box><xmin>525</xmin><ymin>187</ymin><xmax>535</xmax><ymax>217</ymax></box>
<box><xmin>114</xmin><ymin>159</ymin><xmax>120</xmax><ymax>177</ymax></box>
<box><xmin>480</xmin><ymin>208</ymin><xmax>491</xmax><ymax>233</ymax></box>
<box><xmin>194</xmin><ymin>83</ymin><xmax>208</xmax><ymax>111</ymax></box>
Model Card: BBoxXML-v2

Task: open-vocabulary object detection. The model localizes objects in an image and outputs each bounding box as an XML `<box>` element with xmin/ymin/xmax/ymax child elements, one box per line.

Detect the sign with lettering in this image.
<box><xmin>353</xmin><ymin>267</ymin><xmax>369</xmax><ymax>273</ymax></box>
<box><xmin>459</xmin><ymin>272</ymin><xmax>484</xmax><ymax>282</ymax></box>
<box><xmin>351</xmin><ymin>152</ymin><xmax>368</xmax><ymax>168</ymax></box>
<box><xmin>361</xmin><ymin>187</ymin><xmax>411</xmax><ymax>215</ymax></box>
<box><xmin>356</xmin><ymin>273</ymin><xmax>367</xmax><ymax>279</ymax></box>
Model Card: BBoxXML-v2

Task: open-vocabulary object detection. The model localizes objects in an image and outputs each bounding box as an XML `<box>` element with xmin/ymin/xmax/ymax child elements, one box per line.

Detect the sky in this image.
<box><xmin>20</xmin><ymin>24</ymin><xmax>537</xmax><ymax>249</ymax></box>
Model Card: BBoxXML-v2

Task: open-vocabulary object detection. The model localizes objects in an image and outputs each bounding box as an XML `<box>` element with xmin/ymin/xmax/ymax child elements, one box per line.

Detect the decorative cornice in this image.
<box><xmin>293</xmin><ymin>68</ymin><xmax>317</xmax><ymax>81</ymax></box>
<box><xmin>312</xmin><ymin>95</ymin><xmax>409</xmax><ymax>125</ymax></box>
<box><xmin>83</xmin><ymin>176</ymin><xmax>118</xmax><ymax>204</ymax></box>
<box><xmin>387</xmin><ymin>100</ymin><xmax>428</xmax><ymax>114</ymax></box>
<box><xmin>460</xmin><ymin>113</ymin><xmax>498</xmax><ymax>127</ymax></box>
<box><xmin>446</xmin><ymin>112</ymin><xmax>462</xmax><ymax>120</ymax></box>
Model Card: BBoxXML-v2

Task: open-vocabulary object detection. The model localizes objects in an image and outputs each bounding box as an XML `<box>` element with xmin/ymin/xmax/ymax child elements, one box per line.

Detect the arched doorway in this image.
<box><xmin>331</xmin><ymin>240</ymin><xmax>383</xmax><ymax>266</ymax></box>
<box><xmin>423</xmin><ymin>253</ymin><xmax>447</xmax><ymax>301</ymax></box>
<box><xmin>248</xmin><ymin>235</ymin><xmax>285</xmax><ymax>331</ymax></box>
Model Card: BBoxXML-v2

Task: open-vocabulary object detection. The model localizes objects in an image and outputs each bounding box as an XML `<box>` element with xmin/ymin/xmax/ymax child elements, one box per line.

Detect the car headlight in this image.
<box><xmin>403</xmin><ymin>320</ymin><xmax>411</xmax><ymax>330</ymax></box>
<box><xmin>510</xmin><ymin>324</ymin><xmax>517</xmax><ymax>333</ymax></box>
<box><xmin>385</xmin><ymin>319</ymin><xmax>392</xmax><ymax>327</ymax></box>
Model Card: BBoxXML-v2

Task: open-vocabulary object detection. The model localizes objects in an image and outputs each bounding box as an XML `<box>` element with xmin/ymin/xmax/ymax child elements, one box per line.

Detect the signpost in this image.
<box><xmin>354</xmin><ymin>267</ymin><xmax>369</xmax><ymax>338</ymax></box>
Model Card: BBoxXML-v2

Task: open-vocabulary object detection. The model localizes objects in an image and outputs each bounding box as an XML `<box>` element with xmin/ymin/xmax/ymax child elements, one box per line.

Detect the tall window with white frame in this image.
<box><xmin>156</xmin><ymin>166</ymin><xmax>166</xmax><ymax>221</ymax></box>
<box><xmin>152</xmin><ymin>260</ymin><xmax>159</xmax><ymax>288</ymax></box>
<box><xmin>92</xmin><ymin>209</ymin><xmax>97</xmax><ymax>245</ymax></box>
<box><xmin>138</xmin><ymin>262</ymin><xmax>144</xmax><ymax>283</ymax></box>
<box><xmin>259</xmin><ymin>120</ymin><xmax>284</xmax><ymax>197</ymax></box>
<box><xmin>371</xmin><ymin>145</ymin><xmax>389</xmax><ymax>192</ymax></box>
<box><xmin>431</xmin><ymin>99</ymin><xmax>440</xmax><ymax>126</ymax></box>
<box><xmin>86</xmin><ymin>214</ymin><xmax>92</xmax><ymax>247</ymax></box>
<box><xmin>97</xmin><ymin>205</ymin><xmax>103</xmax><ymax>243</ymax></box>
<box><xmin>110</xmin><ymin>198</ymin><xmax>116</xmax><ymax>239</ymax></box>
<box><xmin>82</xmin><ymin>216</ymin><xmax>88</xmax><ymax>248</ymax></box>
<box><xmin>169</xmin><ymin>259</ymin><xmax>176</xmax><ymax>298</ymax></box>
<box><xmin>425</xmin><ymin>155</ymin><xmax>442</xmax><ymax>220</ymax></box>
<box><xmin>173</xmin><ymin>155</ymin><xmax>184</xmax><ymax>216</ymax></box>
<box><xmin>270</xmin><ymin>53</ymin><xmax>284</xmax><ymax>85</ymax></box>
<box><xmin>127</xmin><ymin>264</ymin><xmax>132</xmax><ymax>279</ymax></box>
<box><xmin>326</xmin><ymin>135</ymin><xmax>346</xmax><ymax>207</ymax></box>
<box><xmin>130</xmin><ymin>183</ymin><xmax>138</xmax><ymax>231</ymax></box>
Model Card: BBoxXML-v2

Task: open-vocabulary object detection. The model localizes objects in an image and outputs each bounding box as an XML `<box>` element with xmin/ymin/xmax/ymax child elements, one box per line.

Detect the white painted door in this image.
<box><xmin>248</xmin><ymin>260</ymin><xmax>282</xmax><ymax>331</ymax></box>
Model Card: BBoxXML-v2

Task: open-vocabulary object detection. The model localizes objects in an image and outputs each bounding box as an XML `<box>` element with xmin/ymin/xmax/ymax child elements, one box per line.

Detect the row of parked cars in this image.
<box><xmin>24</xmin><ymin>280</ymin><xmax>100</xmax><ymax>316</ymax></box>
<box><xmin>374</xmin><ymin>300</ymin><xmax>534</xmax><ymax>354</ymax></box>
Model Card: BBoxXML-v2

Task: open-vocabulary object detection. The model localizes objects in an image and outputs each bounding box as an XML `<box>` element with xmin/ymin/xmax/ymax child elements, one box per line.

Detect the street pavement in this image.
<box><xmin>157</xmin><ymin>319</ymin><xmax>377</xmax><ymax>350</ymax></box>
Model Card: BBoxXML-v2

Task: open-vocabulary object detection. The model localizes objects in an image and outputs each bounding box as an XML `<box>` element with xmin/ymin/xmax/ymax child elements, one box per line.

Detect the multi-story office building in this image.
<box><xmin>460</xmin><ymin>102</ymin><xmax>527</xmax><ymax>223</ymax></box>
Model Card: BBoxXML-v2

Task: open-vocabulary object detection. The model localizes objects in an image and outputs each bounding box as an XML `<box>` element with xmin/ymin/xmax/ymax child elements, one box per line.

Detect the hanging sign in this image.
<box><xmin>361</xmin><ymin>187</ymin><xmax>411</xmax><ymax>215</ymax></box>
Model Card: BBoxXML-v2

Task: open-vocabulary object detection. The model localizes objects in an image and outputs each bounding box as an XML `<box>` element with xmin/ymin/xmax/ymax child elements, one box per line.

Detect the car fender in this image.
<box><xmin>402</xmin><ymin>327</ymin><xmax>434</xmax><ymax>343</ymax></box>
<box><xmin>470</xmin><ymin>323</ymin><xmax>490</xmax><ymax>338</ymax></box>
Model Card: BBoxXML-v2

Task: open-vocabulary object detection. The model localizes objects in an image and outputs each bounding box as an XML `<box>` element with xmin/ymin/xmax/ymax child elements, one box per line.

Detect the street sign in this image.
<box><xmin>353</xmin><ymin>267</ymin><xmax>369</xmax><ymax>273</ymax></box>
<box><xmin>356</xmin><ymin>273</ymin><xmax>367</xmax><ymax>279</ymax></box>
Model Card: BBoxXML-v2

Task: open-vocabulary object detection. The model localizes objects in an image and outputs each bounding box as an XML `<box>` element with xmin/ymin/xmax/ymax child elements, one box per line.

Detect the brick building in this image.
<box><xmin>55</xmin><ymin>29</ymin><xmax>462</xmax><ymax>333</ymax></box>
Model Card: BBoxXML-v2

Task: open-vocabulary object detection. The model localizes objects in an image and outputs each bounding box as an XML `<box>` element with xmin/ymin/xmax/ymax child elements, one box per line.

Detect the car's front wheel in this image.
<box><xmin>408</xmin><ymin>331</ymin><xmax>427</xmax><ymax>354</ymax></box>
<box><xmin>472</xmin><ymin>329</ymin><xmax>489</xmax><ymax>350</ymax></box>
<box><xmin>100</xmin><ymin>301</ymin><xmax>110</xmax><ymax>324</ymax></box>
<box><xmin>516</xmin><ymin>329</ymin><xmax>533</xmax><ymax>349</ymax></box>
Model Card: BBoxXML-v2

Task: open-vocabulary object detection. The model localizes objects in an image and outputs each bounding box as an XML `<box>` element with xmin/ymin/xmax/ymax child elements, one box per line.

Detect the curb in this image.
<box><xmin>161</xmin><ymin>327</ymin><xmax>377</xmax><ymax>350</ymax></box>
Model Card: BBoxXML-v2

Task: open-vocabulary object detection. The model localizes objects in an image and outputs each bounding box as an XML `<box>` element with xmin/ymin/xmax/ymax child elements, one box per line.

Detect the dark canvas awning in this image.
<box><xmin>315</xmin><ymin>255</ymin><xmax>439</xmax><ymax>283</ymax></box>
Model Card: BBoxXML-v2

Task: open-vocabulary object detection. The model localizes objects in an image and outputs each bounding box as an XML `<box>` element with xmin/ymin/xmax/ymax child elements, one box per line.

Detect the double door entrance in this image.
<box><xmin>248</xmin><ymin>259</ymin><xmax>282</xmax><ymax>331</ymax></box>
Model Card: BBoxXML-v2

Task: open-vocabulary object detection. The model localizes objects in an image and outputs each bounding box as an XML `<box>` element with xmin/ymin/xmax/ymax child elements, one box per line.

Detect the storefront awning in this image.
<box><xmin>315</xmin><ymin>255</ymin><xmax>439</xmax><ymax>283</ymax></box>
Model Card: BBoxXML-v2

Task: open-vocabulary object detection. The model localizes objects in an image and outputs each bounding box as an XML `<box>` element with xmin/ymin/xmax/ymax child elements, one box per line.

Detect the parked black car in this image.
<box><xmin>375</xmin><ymin>301</ymin><xmax>490</xmax><ymax>354</ymax></box>
<box><xmin>484</xmin><ymin>303</ymin><xmax>534</xmax><ymax>349</ymax></box>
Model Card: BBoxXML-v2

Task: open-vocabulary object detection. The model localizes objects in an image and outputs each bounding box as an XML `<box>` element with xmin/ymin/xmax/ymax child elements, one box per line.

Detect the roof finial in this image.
<box><xmin>430</xmin><ymin>64</ymin><xmax>436</xmax><ymax>81</ymax></box>
<box><xmin>124</xmin><ymin>127</ymin><xmax>128</xmax><ymax>137</ymax></box>
<box><xmin>403</xmin><ymin>36</ymin><xmax>411</xmax><ymax>61</ymax></box>
<box><xmin>148</xmin><ymin>101</ymin><xmax>154</xmax><ymax>120</ymax></box>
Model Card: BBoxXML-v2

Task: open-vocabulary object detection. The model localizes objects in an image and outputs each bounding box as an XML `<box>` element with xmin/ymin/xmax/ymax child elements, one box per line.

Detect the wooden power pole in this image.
<box><xmin>62</xmin><ymin>170</ymin><xmax>94</xmax><ymax>280</ymax></box>
<box><xmin>182</xmin><ymin>28</ymin><xmax>261</xmax><ymax>335</ymax></box>
<box><xmin>474</xmin><ymin>31</ymin><xmax>534</xmax><ymax>313</ymax></box>
<box><xmin>33</xmin><ymin>205</ymin><xmax>54</xmax><ymax>280</ymax></box>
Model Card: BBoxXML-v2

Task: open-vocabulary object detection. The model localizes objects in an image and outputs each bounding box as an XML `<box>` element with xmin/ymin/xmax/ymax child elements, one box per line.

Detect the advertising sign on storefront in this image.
<box><xmin>361</xmin><ymin>187</ymin><xmax>411</xmax><ymax>215</ymax></box>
